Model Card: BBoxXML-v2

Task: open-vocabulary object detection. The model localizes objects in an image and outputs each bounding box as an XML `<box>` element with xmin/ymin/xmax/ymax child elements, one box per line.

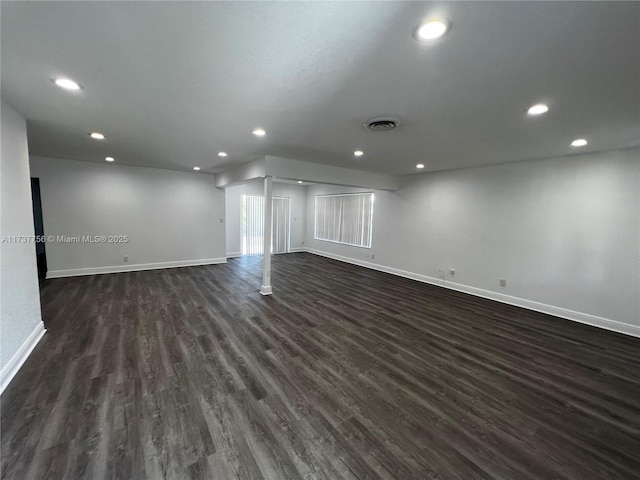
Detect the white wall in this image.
<box><xmin>1</xmin><ymin>99</ymin><xmax>45</xmax><ymax>390</ymax></box>
<box><xmin>30</xmin><ymin>156</ymin><xmax>226</xmax><ymax>277</ymax></box>
<box><xmin>264</xmin><ymin>156</ymin><xmax>399</xmax><ymax>190</ymax></box>
<box><xmin>214</xmin><ymin>156</ymin><xmax>399</xmax><ymax>190</ymax></box>
<box><xmin>305</xmin><ymin>148</ymin><xmax>640</xmax><ymax>336</ymax></box>
<box><xmin>215</xmin><ymin>157</ymin><xmax>266</xmax><ymax>188</ymax></box>
<box><xmin>225</xmin><ymin>181</ymin><xmax>307</xmax><ymax>257</ymax></box>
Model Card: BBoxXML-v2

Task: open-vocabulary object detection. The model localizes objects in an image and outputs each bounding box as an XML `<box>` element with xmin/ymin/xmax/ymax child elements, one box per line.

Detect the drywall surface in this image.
<box><xmin>215</xmin><ymin>157</ymin><xmax>266</xmax><ymax>188</ymax></box>
<box><xmin>29</xmin><ymin>156</ymin><xmax>226</xmax><ymax>276</ymax></box>
<box><xmin>1</xmin><ymin>99</ymin><xmax>44</xmax><ymax>372</ymax></box>
<box><xmin>225</xmin><ymin>180</ymin><xmax>307</xmax><ymax>257</ymax></box>
<box><xmin>265</xmin><ymin>156</ymin><xmax>400</xmax><ymax>190</ymax></box>
<box><xmin>305</xmin><ymin>148</ymin><xmax>640</xmax><ymax>334</ymax></box>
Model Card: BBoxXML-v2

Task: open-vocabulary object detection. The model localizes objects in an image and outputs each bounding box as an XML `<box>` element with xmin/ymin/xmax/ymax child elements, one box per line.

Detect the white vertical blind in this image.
<box><xmin>272</xmin><ymin>197</ymin><xmax>290</xmax><ymax>254</ymax></box>
<box><xmin>314</xmin><ymin>193</ymin><xmax>373</xmax><ymax>248</ymax></box>
<box><xmin>242</xmin><ymin>195</ymin><xmax>265</xmax><ymax>255</ymax></box>
<box><xmin>242</xmin><ymin>195</ymin><xmax>290</xmax><ymax>255</ymax></box>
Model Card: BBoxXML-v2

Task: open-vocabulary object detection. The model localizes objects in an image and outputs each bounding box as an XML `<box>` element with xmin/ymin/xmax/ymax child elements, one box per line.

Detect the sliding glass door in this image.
<box><xmin>241</xmin><ymin>195</ymin><xmax>290</xmax><ymax>255</ymax></box>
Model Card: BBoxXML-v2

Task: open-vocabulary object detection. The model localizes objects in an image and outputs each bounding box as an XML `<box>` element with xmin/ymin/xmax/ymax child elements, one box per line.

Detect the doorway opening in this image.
<box><xmin>31</xmin><ymin>178</ymin><xmax>47</xmax><ymax>281</ymax></box>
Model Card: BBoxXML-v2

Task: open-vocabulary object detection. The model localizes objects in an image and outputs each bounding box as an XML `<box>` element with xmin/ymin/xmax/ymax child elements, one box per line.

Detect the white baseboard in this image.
<box><xmin>46</xmin><ymin>257</ymin><xmax>227</xmax><ymax>279</ymax></box>
<box><xmin>228</xmin><ymin>250</ymin><xmax>305</xmax><ymax>257</ymax></box>
<box><xmin>304</xmin><ymin>248</ymin><xmax>640</xmax><ymax>338</ymax></box>
<box><xmin>1</xmin><ymin>321</ymin><xmax>46</xmax><ymax>395</ymax></box>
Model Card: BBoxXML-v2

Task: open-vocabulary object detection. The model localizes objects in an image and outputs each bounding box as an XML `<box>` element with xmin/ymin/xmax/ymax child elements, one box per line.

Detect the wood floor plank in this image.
<box><xmin>2</xmin><ymin>253</ymin><xmax>639</xmax><ymax>479</ymax></box>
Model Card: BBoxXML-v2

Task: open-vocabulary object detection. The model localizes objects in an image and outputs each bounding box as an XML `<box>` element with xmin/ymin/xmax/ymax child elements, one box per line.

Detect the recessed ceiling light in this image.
<box><xmin>571</xmin><ymin>138</ymin><xmax>587</xmax><ymax>147</ymax></box>
<box><xmin>105</xmin><ymin>156</ymin><xmax>115</xmax><ymax>162</ymax></box>
<box><xmin>252</xmin><ymin>128</ymin><xmax>266</xmax><ymax>137</ymax></box>
<box><xmin>53</xmin><ymin>77</ymin><xmax>82</xmax><ymax>91</ymax></box>
<box><xmin>527</xmin><ymin>103</ymin><xmax>549</xmax><ymax>116</ymax></box>
<box><xmin>354</xmin><ymin>150</ymin><xmax>364</xmax><ymax>157</ymax></box>
<box><xmin>193</xmin><ymin>166</ymin><xmax>201</xmax><ymax>171</ymax></box>
<box><xmin>217</xmin><ymin>152</ymin><xmax>228</xmax><ymax>157</ymax></box>
<box><xmin>416</xmin><ymin>20</ymin><xmax>449</xmax><ymax>40</ymax></box>
<box><xmin>297</xmin><ymin>180</ymin><xmax>303</xmax><ymax>184</ymax></box>
<box><xmin>89</xmin><ymin>132</ymin><xmax>105</xmax><ymax>140</ymax></box>
<box><xmin>416</xmin><ymin>163</ymin><xmax>425</xmax><ymax>169</ymax></box>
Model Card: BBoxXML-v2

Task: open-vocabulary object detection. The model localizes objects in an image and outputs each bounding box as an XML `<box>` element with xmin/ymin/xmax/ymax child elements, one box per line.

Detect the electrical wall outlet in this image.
<box><xmin>123</xmin><ymin>255</ymin><xmax>129</xmax><ymax>263</ymax></box>
<box><xmin>371</xmin><ymin>254</ymin><xmax>376</xmax><ymax>260</ymax></box>
<box><xmin>449</xmin><ymin>268</ymin><xmax>455</xmax><ymax>277</ymax></box>
<box><xmin>500</xmin><ymin>278</ymin><xmax>506</xmax><ymax>287</ymax></box>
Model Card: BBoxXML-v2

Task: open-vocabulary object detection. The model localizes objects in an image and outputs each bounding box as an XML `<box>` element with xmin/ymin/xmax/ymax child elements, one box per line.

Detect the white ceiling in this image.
<box><xmin>2</xmin><ymin>2</ymin><xmax>639</xmax><ymax>176</ymax></box>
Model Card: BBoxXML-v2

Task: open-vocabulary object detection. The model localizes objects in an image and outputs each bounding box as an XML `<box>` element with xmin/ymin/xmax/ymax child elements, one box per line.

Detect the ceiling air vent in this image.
<box><xmin>363</xmin><ymin>117</ymin><xmax>400</xmax><ymax>132</ymax></box>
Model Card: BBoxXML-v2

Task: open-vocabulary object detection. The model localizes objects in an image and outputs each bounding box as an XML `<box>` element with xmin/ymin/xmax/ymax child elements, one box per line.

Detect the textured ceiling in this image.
<box><xmin>1</xmin><ymin>1</ymin><xmax>639</xmax><ymax>176</ymax></box>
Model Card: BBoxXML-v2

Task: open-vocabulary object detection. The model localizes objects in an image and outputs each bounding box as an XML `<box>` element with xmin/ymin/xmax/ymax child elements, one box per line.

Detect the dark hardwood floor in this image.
<box><xmin>1</xmin><ymin>253</ymin><xmax>639</xmax><ymax>479</ymax></box>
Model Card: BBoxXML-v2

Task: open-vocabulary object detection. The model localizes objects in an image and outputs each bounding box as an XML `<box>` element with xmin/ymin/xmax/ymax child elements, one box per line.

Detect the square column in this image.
<box><xmin>260</xmin><ymin>176</ymin><xmax>273</xmax><ymax>295</ymax></box>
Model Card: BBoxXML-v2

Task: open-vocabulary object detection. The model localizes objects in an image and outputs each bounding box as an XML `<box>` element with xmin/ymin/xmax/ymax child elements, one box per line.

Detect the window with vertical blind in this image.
<box><xmin>314</xmin><ymin>193</ymin><xmax>374</xmax><ymax>248</ymax></box>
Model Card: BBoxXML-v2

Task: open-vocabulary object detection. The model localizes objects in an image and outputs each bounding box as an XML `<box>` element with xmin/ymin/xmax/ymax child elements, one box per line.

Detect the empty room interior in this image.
<box><xmin>1</xmin><ymin>2</ymin><xmax>639</xmax><ymax>479</ymax></box>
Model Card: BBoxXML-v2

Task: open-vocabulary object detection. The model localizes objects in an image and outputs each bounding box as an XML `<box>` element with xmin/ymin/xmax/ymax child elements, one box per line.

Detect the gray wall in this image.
<box><xmin>225</xmin><ymin>181</ymin><xmax>307</xmax><ymax>257</ymax></box>
<box><xmin>0</xmin><ymin>99</ymin><xmax>43</xmax><ymax>372</ymax></box>
<box><xmin>305</xmin><ymin>148</ymin><xmax>640</xmax><ymax>335</ymax></box>
<box><xmin>30</xmin><ymin>156</ymin><xmax>226</xmax><ymax>277</ymax></box>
